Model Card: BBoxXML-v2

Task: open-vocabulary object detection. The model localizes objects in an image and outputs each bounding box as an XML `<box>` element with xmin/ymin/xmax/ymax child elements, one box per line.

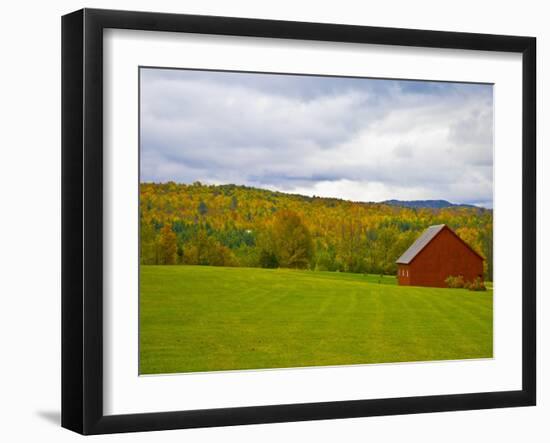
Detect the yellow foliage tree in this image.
<box><xmin>159</xmin><ymin>224</ymin><xmax>177</xmax><ymax>265</ymax></box>
<box><xmin>271</xmin><ymin>209</ymin><xmax>313</xmax><ymax>269</ymax></box>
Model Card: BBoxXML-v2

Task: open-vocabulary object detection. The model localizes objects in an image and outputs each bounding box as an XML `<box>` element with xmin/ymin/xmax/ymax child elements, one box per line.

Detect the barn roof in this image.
<box><xmin>395</xmin><ymin>224</ymin><xmax>446</xmax><ymax>264</ymax></box>
<box><xmin>396</xmin><ymin>224</ymin><xmax>484</xmax><ymax>265</ymax></box>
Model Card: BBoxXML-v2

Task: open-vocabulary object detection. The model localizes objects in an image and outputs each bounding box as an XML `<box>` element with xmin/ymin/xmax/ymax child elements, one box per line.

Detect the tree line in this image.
<box><xmin>140</xmin><ymin>182</ymin><xmax>493</xmax><ymax>279</ymax></box>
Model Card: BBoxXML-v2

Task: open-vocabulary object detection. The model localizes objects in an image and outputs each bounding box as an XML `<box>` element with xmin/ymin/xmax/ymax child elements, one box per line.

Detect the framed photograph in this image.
<box><xmin>61</xmin><ymin>8</ymin><xmax>536</xmax><ymax>435</ymax></box>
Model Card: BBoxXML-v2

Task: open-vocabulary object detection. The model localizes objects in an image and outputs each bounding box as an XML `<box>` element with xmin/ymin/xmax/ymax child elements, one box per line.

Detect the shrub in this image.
<box><xmin>445</xmin><ymin>275</ymin><xmax>465</xmax><ymax>288</ymax></box>
<box><xmin>466</xmin><ymin>277</ymin><xmax>487</xmax><ymax>291</ymax></box>
<box><xmin>258</xmin><ymin>249</ymin><xmax>279</xmax><ymax>268</ymax></box>
<box><xmin>446</xmin><ymin>275</ymin><xmax>487</xmax><ymax>291</ymax></box>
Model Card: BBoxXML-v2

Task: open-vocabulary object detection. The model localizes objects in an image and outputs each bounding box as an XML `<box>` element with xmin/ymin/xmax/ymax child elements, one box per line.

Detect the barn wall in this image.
<box><xmin>408</xmin><ymin>228</ymin><xmax>483</xmax><ymax>288</ymax></box>
<box><xmin>397</xmin><ymin>264</ymin><xmax>411</xmax><ymax>285</ymax></box>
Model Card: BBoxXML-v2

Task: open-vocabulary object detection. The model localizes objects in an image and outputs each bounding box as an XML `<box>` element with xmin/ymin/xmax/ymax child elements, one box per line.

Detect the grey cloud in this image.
<box><xmin>140</xmin><ymin>68</ymin><xmax>493</xmax><ymax>207</ymax></box>
<box><xmin>392</xmin><ymin>143</ymin><xmax>414</xmax><ymax>159</ymax></box>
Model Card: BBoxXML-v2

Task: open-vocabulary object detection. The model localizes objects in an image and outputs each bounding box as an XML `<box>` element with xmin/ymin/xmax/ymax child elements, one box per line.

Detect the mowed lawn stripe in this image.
<box><xmin>140</xmin><ymin>266</ymin><xmax>493</xmax><ymax>374</ymax></box>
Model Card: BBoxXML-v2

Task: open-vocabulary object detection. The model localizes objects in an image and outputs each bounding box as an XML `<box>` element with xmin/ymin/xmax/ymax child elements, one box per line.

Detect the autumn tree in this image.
<box><xmin>158</xmin><ymin>224</ymin><xmax>177</xmax><ymax>265</ymax></box>
<box><xmin>336</xmin><ymin>219</ymin><xmax>366</xmax><ymax>273</ymax></box>
<box><xmin>456</xmin><ymin>226</ymin><xmax>482</xmax><ymax>255</ymax></box>
<box><xmin>140</xmin><ymin>221</ymin><xmax>159</xmax><ymax>265</ymax></box>
<box><xmin>270</xmin><ymin>209</ymin><xmax>313</xmax><ymax>269</ymax></box>
<box><xmin>183</xmin><ymin>227</ymin><xmax>236</xmax><ymax>267</ymax></box>
<box><xmin>139</xmin><ymin>182</ymin><xmax>493</xmax><ymax>276</ymax></box>
<box><xmin>256</xmin><ymin>224</ymin><xmax>279</xmax><ymax>268</ymax></box>
<box><xmin>314</xmin><ymin>241</ymin><xmax>338</xmax><ymax>272</ymax></box>
<box><xmin>479</xmin><ymin>226</ymin><xmax>493</xmax><ymax>280</ymax></box>
<box><xmin>376</xmin><ymin>226</ymin><xmax>400</xmax><ymax>274</ymax></box>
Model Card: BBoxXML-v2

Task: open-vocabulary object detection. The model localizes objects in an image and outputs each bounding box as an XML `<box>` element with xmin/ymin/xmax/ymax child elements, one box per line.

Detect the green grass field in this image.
<box><xmin>140</xmin><ymin>265</ymin><xmax>493</xmax><ymax>374</ymax></box>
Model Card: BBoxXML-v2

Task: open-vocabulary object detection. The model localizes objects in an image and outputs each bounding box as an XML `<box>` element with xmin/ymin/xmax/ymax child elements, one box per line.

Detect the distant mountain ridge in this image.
<box><xmin>382</xmin><ymin>199</ymin><xmax>479</xmax><ymax>209</ymax></box>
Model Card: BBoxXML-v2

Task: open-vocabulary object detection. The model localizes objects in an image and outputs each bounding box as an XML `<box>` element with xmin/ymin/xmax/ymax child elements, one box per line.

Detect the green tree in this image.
<box><xmin>258</xmin><ymin>249</ymin><xmax>279</xmax><ymax>268</ymax></box>
<box><xmin>373</xmin><ymin>226</ymin><xmax>398</xmax><ymax>274</ymax></box>
<box><xmin>198</xmin><ymin>200</ymin><xmax>208</xmax><ymax>216</ymax></box>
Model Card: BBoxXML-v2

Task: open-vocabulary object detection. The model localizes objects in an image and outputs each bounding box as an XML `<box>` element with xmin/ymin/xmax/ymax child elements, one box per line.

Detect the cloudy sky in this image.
<box><xmin>140</xmin><ymin>68</ymin><xmax>493</xmax><ymax>208</ymax></box>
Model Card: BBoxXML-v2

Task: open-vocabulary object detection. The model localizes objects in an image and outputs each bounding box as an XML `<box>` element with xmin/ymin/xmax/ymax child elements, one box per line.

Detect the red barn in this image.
<box><xmin>396</xmin><ymin>224</ymin><xmax>484</xmax><ymax>288</ymax></box>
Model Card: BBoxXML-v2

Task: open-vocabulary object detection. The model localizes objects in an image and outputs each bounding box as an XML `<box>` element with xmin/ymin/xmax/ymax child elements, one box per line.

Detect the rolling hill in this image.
<box><xmin>140</xmin><ymin>182</ymin><xmax>493</xmax><ymax>278</ymax></box>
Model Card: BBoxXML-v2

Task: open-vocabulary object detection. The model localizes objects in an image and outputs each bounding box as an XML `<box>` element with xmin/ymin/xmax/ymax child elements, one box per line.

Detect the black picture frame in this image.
<box><xmin>62</xmin><ymin>8</ymin><xmax>536</xmax><ymax>435</ymax></box>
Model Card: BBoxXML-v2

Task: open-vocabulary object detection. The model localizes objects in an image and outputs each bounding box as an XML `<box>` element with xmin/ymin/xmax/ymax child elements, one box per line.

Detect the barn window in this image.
<box><xmin>406</xmin><ymin>270</ymin><xmax>409</xmax><ymax>277</ymax></box>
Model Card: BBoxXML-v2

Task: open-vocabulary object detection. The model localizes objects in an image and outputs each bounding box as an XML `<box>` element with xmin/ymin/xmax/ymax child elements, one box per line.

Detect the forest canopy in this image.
<box><xmin>140</xmin><ymin>182</ymin><xmax>493</xmax><ymax>279</ymax></box>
